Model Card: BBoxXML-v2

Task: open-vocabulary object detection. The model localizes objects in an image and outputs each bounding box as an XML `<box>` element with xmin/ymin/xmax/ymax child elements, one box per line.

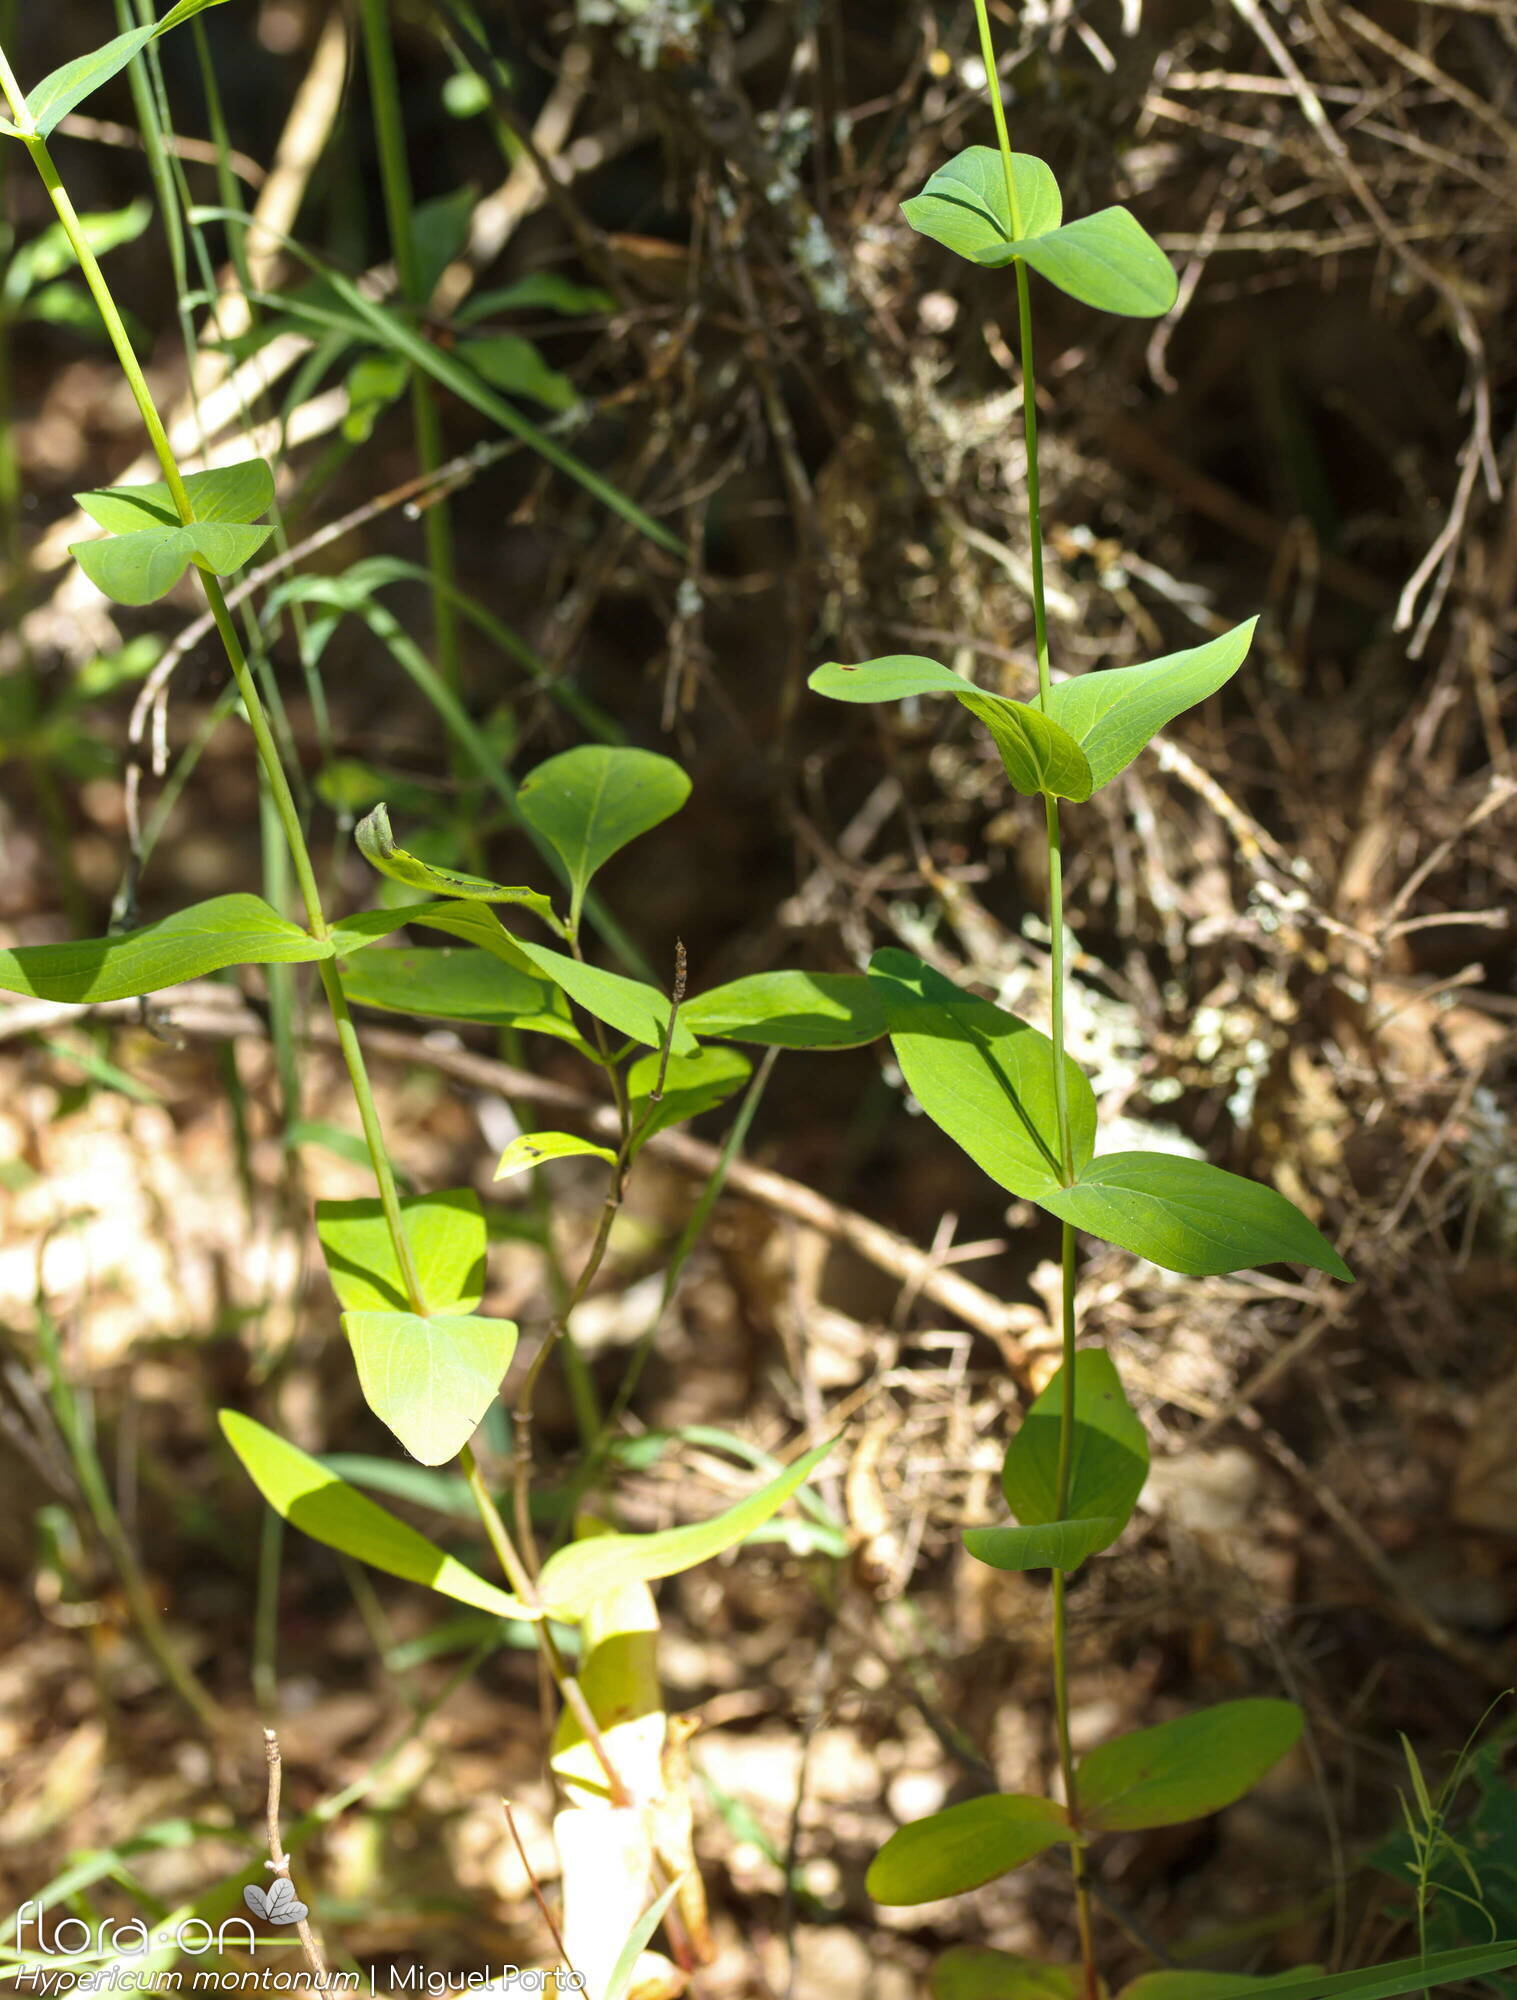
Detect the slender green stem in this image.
<box><xmin>1050</xmin><ymin>1222</ymin><xmax>1096</xmax><ymax>1990</ymax></box>
<box><xmin>2</xmin><ymin>35</ymin><xmax>639</xmax><ymax>1837</ymax></box>
<box><xmin>357</xmin><ymin>0</ymin><xmax>462</xmax><ymax>695</ymax></box>
<box><xmin>971</xmin><ymin>0</ymin><xmax>1024</xmax><ymax>239</ymax></box>
<box><xmin>1044</xmin><ymin>795</ymin><xmax>1074</xmax><ymax>1185</ymax></box>
<box><xmin>1017</xmin><ymin>265</ymin><xmax>1053</xmax><ymax>709</ymax></box>
<box><xmin>0</xmin><ymin>85</ymin><xmax>430</xmax><ymax>1315</ymax></box>
<box><xmin>969</xmin><ymin>7</ymin><xmax>1095</xmax><ymax>1988</ymax></box>
<box><xmin>460</xmin><ymin>1443</ymin><xmax>632</xmax><ymax>1808</ymax></box>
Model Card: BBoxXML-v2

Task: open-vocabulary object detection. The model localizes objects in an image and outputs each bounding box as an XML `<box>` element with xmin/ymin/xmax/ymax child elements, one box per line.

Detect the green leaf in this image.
<box><xmin>325</xmin><ymin>903</ymin><xmax>443</xmax><ymax>954</ymax></box>
<box><xmin>25</xmin><ymin>0</ymin><xmax>233</xmax><ymax>138</ymax></box>
<box><xmin>962</xmin><ymin>1517</ymin><xmax>1122</xmax><ymax>1576</ymax></box>
<box><xmin>71</xmin><ymin>520</ymin><xmax>272</xmax><ymax>605</ymax></box>
<box><xmin>933</xmin><ymin>1950</ymin><xmax>1078</xmax><ymax>2000</ymax></box>
<box><xmin>1013</xmin><ymin>206</ymin><xmax>1178</xmax><ymax>318</ymax></box>
<box><xmin>410</xmin><ymin>184</ymin><xmax>477</xmax><ymax>302</ymax></box>
<box><xmin>867</xmin><ymin>1794</ymin><xmax>1071</xmax><ymax>1904</ymax></box>
<box><xmin>516</xmin><ymin>939</ymin><xmax>698</xmax><ymax>1054</ymax></box>
<box><xmin>900</xmin><ymin>145</ymin><xmax>1176</xmax><ymax>316</ymax></box>
<box><xmin>809</xmin><ymin>656</ymin><xmax>1091</xmax><ymax>800</ymax></box>
<box><xmin>75</xmin><ymin>456</ymin><xmax>275</xmax><ymax>533</ymax></box>
<box><xmin>1000</xmin><ymin>1349</ymin><xmax>1149</xmax><ymax>1539</ymax></box>
<box><xmin>1077</xmin><ymin>1699</ymin><xmax>1303</xmax><ymax>1832</ymax></box>
<box><xmin>1039</xmin><ymin>1153</ymin><xmax>1353</xmax><ymax>1281</ymax></box>
<box><xmin>0</xmin><ymin>894</ymin><xmax>328</xmax><ymax>1004</ymax></box>
<box><xmin>517</xmin><ymin>746</ymin><xmax>691</xmax><ymax>925</ymax></box>
<box><xmin>958</xmin><ymin>688</ymin><xmax>1093</xmax><ymax>799</ymax></box>
<box><xmin>534</xmin><ymin>1436</ymin><xmax>837</xmax><ymax>1621</ymax></box>
<box><xmin>342</xmin><ymin>350</ymin><xmax>411</xmax><ymax>443</ymax></box>
<box><xmin>902</xmin><ymin>147</ymin><xmax>1062</xmax><ymax>266</ymax></box>
<box><xmin>3</xmin><ymin>200</ymin><xmax>152</xmax><ymax>305</ymax></box>
<box><xmin>219</xmin><ymin>1411</ymin><xmax>530</xmax><ymax>1617</ymax></box>
<box><xmin>493</xmin><ymin>1131</ymin><xmax>617</xmax><ymax>1180</ymax></box>
<box><xmin>1046</xmin><ymin>621</ymin><xmax>1257</xmax><ymax>791</ymax></box>
<box><xmin>1173</xmin><ymin>1944</ymin><xmax>1517</xmax><ymax>2000</ymax></box>
<box><xmin>339</xmin><ymin>943</ymin><xmax>578</xmax><ymax>1039</ymax></box>
<box><xmin>603</xmin><ymin>1880</ymin><xmax>686</xmax><ymax>2000</ymax></box>
<box><xmin>1121</xmin><ymin>1977</ymin><xmax>1303</xmax><ymax>2000</ymax></box>
<box><xmin>868</xmin><ymin>949</ymin><xmax>1095</xmax><ymax>1200</ymax></box>
<box><xmin>461</xmin><ymin>334</ymin><xmax>578</xmax><ymax>413</ymax></box>
<box><xmin>343</xmin><ymin>1310</ymin><xmax>518</xmax><ymax>1465</ymax></box>
<box><xmin>457</xmin><ymin>273</ymin><xmax>614</xmax><ymax>322</ymax></box>
<box><xmin>627</xmin><ymin>1043</ymin><xmax>751</xmax><ymax>1142</ymax></box>
<box><xmin>681</xmin><ymin>969</ymin><xmax>887</xmax><ymax>1049</ymax></box>
<box><xmin>810</xmin><ymin>654</ymin><xmax>980</xmax><ymax>705</ymax></box>
<box><xmin>315</xmin><ymin>1188</ymin><xmax>488</xmax><ymax>1313</ymax></box>
<box><xmin>193</xmin><ymin>205</ymin><xmax>684</xmax><ymax>553</ymax></box>
<box><xmin>354</xmin><ymin>803</ymin><xmax>559</xmax><ymax>927</ymax></box>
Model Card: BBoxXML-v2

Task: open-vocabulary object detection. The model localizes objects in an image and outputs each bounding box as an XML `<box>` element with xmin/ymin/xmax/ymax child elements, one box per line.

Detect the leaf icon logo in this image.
<box><xmin>243</xmin><ymin>1877</ymin><xmax>309</xmax><ymax>1925</ymax></box>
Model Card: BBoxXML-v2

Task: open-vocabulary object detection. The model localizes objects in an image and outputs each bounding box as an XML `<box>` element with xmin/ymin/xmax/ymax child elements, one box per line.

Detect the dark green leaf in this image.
<box><xmin>0</xmin><ymin>894</ymin><xmax>327</xmax><ymax>1003</ymax></box>
<box><xmin>962</xmin><ymin>1517</ymin><xmax>1122</xmax><ymax>1576</ymax></box>
<box><xmin>354</xmin><ymin>803</ymin><xmax>559</xmax><ymax>928</ymax></box>
<box><xmin>25</xmin><ymin>0</ymin><xmax>233</xmax><ymax>137</ymax></box>
<box><xmin>343</xmin><ymin>1309</ymin><xmax>518</xmax><ymax>1465</ymax></box>
<box><xmin>868</xmin><ymin>949</ymin><xmax>1094</xmax><ymax>1200</ymax></box>
<box><xmin>315</xmin><ymin>1187</ymin><xmax>488</xmax><ymax>1314</ymax></box>
<box><xmin>1000</xmin><ymin>1349</ymin><xmax>1148</xmax><ymax>1538</ymax></box>
<box><xmin>221</xmin><ymin>1411</ymin><xmax>528</xmax><ymax>1615</ymax></box>
<box><xmin>410</xmin><ymin>184</ymin><xmax>477</xmax><ymax>302</ymax></box>
<box><xmin>933</xmin><ymin>1950</ymin><xmax>1078</xmax><ymax>2000</ymax></box>
<box><xmin>1039</xmin><ymin>1153</ymin><xmax>1353</xmax><ymax>1280</ymax></box>
<box><xmin>460</xmin><ymin>334</ymin><xmax>578</xmax><ymax>412</ymax></box>
<box><xmin>535</xmin><ymin>1438</ymin><xmax>837</xmax><ymax>1621</ymax></box>
<box><xmin>867</xmin><ymin>1794</ymin><xmax>1071</xmax><ymax>1904</ymax></box>
<box><xmin>517</xmin><ymin>746</ymin><xmax>691</xmax><ymax>924</ymax></box>
<box><xmin>682</xmin><ymin>969</ymin><xmax>887</xmax><ymax>1049</ymax></box>
<box><xmin>1046</xmin><ymin>622</ymin><xmax>1257</xmax><ymax>790</ymax></box>
<box><xmin>1077</xmin><ymin>1699</ymin><xmax>1303</xmax><ymax>1832</ymax></box>
<box><xmin>457</xmin><ymin>273</ymin><xmax>614</xmax><ymax>323</ymax></box>
<box><xmin>902</xmin><ymin>147</ymin><xmax>1062</xmax><ymax>266</ymax></box>
<box><xmin>339</xmin><ymin>944</ymin><xmax>577</xmax><ymax>1039</ymax></box>
<box><xmin>1121</xmin><ymin>1976</ymin><xmax>1303</xmax><ymax>2000</ymax></box>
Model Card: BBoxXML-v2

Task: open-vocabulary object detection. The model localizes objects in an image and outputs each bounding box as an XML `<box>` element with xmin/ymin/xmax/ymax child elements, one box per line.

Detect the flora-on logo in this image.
<box><xmin>244</xmin><ymin>1875</ymin><xmax>309</xmax><ymax>1926</ymax></box>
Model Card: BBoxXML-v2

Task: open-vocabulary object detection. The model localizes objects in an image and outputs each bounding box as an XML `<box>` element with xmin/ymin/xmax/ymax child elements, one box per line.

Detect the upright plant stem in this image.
<box><xmin>0</xmin><ymin>54</ymin><xmax>640</xmax><ymax>1821</ymax></box>
<box><xmin>971</xmin><ymin>4</ymin><xmax>1096</xmax><ymax>1988</ymax></box>
<box><xmin>0</xmin><ymin>66</ymin><xmax>429</xmax><ymax>1319</ymax></box>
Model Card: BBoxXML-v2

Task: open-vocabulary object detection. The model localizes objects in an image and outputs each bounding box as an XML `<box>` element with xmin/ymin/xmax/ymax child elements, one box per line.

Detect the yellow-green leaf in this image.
<box><xmin>219</xmin><ymin>1411</ymin><xmax>530</xmax><ymax>1617</ymax></box>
